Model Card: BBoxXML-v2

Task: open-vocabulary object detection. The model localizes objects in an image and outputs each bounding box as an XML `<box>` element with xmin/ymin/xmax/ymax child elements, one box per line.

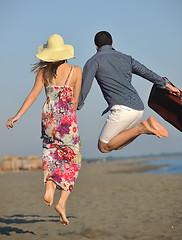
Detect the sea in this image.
<box><xmin>143</xmin><ymin>157</ymin><xmax>182</xmax><ymax>174</ymax></box>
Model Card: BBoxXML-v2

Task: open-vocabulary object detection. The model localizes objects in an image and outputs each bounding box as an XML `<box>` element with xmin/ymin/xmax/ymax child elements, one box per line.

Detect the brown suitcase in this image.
<box><xmin>148</xmin><ymin>82</ymin><xmax>182</xmax><ymax>132</ymax></box>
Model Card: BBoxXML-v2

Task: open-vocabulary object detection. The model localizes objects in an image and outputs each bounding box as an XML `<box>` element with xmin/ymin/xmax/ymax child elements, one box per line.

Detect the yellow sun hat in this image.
<box><xmin>35</xmin><ymin>34</ymin><xmax>75</xmax><ymax>62</ymax></box>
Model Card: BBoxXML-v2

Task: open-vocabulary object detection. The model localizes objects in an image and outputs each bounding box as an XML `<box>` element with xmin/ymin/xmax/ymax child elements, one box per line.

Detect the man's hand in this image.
<box><xmin>165</xmin><ymin>83</ymin><xmax>180</xmax><ymax>96</ymax></box>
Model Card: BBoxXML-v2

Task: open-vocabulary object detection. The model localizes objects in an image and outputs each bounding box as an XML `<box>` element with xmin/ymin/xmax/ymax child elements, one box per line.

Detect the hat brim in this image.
<box><xmin>35</xmin><ymin>44</ymin><xmax>74</xmax><ymax>62</ymax></box>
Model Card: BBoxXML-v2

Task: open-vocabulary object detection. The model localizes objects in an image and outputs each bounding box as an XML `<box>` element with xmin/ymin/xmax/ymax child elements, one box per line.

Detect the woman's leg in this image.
<box><xmin>44</xmin><ymin>180</ymin><xmax>56</xmax><ymax>206</ymax></box>
<box><xmin>55</xmin><ymin>189</ymin><xmax>70</xmax><ymax>225</ymax></box>
<box><xmin>98</xmin><ymin>116</ymin><xmax>168</xmax><ymax>153</ymax></box>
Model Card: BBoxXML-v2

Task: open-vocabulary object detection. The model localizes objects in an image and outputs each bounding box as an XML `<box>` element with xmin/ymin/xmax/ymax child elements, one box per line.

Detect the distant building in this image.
<box><xmin>0</xmin><ymin>155</ymin><xmax>42</xmax><ymax>171</ymax></box>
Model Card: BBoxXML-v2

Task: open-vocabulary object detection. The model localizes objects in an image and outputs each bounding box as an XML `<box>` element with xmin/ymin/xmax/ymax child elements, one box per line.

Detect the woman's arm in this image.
<box><xmin>6</xmin><ymin>70</ymin><xmax>45</xmax><ymax>129</ymax></box>
<box><xmin>72</xmin><ymin>66</ymin><xmax>82</xmax><ymax>112</ymax></box>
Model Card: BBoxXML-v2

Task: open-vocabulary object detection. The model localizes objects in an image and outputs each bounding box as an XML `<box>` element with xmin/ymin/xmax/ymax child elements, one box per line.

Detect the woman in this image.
<box><xmin>6</xmin><ymin>34</ymin><xmax>82</xmax><ymax>226</ymax></box>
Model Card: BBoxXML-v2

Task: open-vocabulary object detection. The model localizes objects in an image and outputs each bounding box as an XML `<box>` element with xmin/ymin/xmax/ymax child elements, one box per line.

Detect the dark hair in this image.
<box><xmin>94</xmin><ymin>31</ymin><xmax>113</xmax><ymax>48</ymax></box>
<box><xmin>31</xmin><ymin>60</ymin><xmax>66</xmax><ymax>81</ymax></box>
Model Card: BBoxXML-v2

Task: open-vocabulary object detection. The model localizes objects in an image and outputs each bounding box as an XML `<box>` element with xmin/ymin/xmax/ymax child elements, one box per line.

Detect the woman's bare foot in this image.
<box><xmin>44</xmin><ymin>180</ymin><xmax>56</xmax><ymax>206</ymax></box>
<box><xmin>55</xmin><ymin>203</ymin><xmax>69</xmax><ymax>226</ymax></box>
<box><xmin>140</xmin><ymin>116</ymin><xmax>168</xmax><ymax>138</ymax></box>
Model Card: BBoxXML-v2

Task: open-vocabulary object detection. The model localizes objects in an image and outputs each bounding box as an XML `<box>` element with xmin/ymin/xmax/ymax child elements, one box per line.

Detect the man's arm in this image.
<box><xmin>77</xmin><ymin>58</ymin><xmax>98</xmax><ymax>110</ymax></box>
<box><xmin>131</xmin><ymin>57</ymin><xmax>180</xmax><ymax>95</ymax></box>
<box><xmin>131</xmin><ymin>57</ymin><xmax>168</xmax><ymax>88</ymax></box>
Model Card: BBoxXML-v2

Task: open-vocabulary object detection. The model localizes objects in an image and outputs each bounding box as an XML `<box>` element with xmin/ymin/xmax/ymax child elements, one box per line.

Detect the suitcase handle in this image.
<box><xmin>166</xmin><ymin>88</ymin><xmax>182</xmax><ymax>100</ymax></box>
<box><xmin>163</xmin><ymin>78</ymin><xmax>182</xmax><ymax>100</ymax></box>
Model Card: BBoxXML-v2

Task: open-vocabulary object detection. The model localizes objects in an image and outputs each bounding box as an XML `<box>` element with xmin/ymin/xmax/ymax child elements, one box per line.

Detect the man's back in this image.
<box><xmin>78</xmin><ymin>44</ymin><xmax>167</xmax><ymax>114</ymax></box>
<box><xmin>81</xmin><ymin>45</ymin><xmax>144</xmax><ymax>114</ymax></box>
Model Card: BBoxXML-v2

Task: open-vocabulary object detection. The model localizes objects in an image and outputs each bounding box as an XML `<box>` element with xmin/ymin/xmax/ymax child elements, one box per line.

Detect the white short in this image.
<box><xmin>99</xmin><ymin>105</ymin><xmax>144</xmax><ymax>144</ymax></box>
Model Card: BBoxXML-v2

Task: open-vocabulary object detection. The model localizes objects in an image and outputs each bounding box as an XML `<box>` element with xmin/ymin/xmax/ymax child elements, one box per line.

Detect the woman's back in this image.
<box><xmin>44</xmin><ymin>63</ymin><xmax>79</xmax><ymax>88</ymax></box>
<box><xmin>42</xmin><ymin>64</ymin><xmax>79</xmax><ymax>141</ymax></box>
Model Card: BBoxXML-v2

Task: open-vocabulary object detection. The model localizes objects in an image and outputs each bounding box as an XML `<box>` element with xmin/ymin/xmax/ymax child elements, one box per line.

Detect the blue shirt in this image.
<box><xmin>78</xmin><ymin>45</ymin><xmax>168</xmax><ymax>114</ymax></box>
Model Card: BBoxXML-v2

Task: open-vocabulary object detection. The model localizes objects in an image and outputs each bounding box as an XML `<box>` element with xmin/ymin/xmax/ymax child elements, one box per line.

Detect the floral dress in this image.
<box><xmin>41</xmin><ymin>66</ymin><xmax>81</xmax><ymax>193</ymax></box>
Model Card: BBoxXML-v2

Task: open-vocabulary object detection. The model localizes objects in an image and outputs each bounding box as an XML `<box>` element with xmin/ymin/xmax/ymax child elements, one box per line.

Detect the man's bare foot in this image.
<box><xmin>140</xmin><ymin>116</ymin><xmax>168</xmax><ymax>138</ymax></box>
<box><xmin>44</xmin><ymin>180</ymin><xmax>56</xmax><ymax>207</ymax></box>
<box><xmin>140</xmin><ymin>120</ymin><xmax>161</xmax><ymax>137</ymax></box>
<box><xmin>147</xmin><ymin>116</ymin><xmax>168</xmax><ymax>138</ymax></box>
<box><xmin>55</xmin><ymin>203</ymin><xmax>69</xmax><ymax>226</ymax></box>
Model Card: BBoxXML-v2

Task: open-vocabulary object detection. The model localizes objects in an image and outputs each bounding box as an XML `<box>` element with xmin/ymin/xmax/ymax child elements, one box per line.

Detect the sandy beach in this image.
<box><xmin>0</xmin><ymin>159</ymin><xmax>182</xmax><ymax>240</ymax></box>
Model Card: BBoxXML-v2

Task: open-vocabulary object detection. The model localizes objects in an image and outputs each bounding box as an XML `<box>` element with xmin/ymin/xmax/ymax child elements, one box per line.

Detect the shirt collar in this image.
<box><xmin>97</xmin><ymin>45</ymin><xmax>114</xmax><ymax>52</ymax></box>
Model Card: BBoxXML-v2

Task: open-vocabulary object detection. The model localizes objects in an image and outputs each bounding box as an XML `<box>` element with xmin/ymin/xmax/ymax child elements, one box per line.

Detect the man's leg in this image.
<box><xmin>98</xmin><ymin>116</ymin><xmax>168</xmax><ymax>153</ymax></box>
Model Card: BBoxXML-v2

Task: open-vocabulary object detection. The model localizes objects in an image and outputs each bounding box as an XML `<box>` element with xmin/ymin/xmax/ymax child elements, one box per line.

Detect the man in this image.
<box><xmin>78</xmin><ymin>31</ymin><xmax>179</xmax><ymax>153</ymax></box>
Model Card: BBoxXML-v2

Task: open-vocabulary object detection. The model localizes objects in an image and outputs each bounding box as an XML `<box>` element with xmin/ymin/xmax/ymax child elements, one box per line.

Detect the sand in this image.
<box><xmin>0</xmin><ymin>159</ymin><xmax>182</xmax><ymax>240</ymax></box>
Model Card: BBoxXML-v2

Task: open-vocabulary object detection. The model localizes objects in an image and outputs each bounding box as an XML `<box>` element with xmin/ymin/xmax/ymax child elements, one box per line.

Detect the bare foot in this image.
<box><xmin>140</xmin><ymin>116</ymin><xmax>168</xmax><ymax>138</ymax></box>
<box><xmin>147</xmin><ymin>116</ymin><xmax>168</xmax><ymax>138</ymax></box>
<box><xmin>44</xmin><ymin>180</ymin><xmax>56</xmax><ymax>206</ymax></box>
<box><xmin>140</xmin><ymin>120</ymin><xmax>161</xmax><ymax>137</ymax></box>
<box><xmin>55</xmin><ymin>203</ymin><xmax>69</xmax><ymax>226</ymax></box>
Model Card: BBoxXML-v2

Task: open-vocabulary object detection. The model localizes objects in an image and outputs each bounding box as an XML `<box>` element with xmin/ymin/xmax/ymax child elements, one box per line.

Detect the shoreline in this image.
<box><xmin>1</xmin><ymin>153</ymin><xmax>182</xmax><ymax>174</ymax></box>
<box><xmin>85</xmin><ymin>153</ymin><xmax>182</xmax><ymax>163</ymax></box>
<box><xmin>84</xmin><ymin>154</ymin><xmax>182</xmax><ymax>174</ymax></box>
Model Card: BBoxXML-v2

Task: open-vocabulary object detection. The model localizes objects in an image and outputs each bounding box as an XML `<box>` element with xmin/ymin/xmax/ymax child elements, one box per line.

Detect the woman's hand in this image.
<box><xmin>6</xmin><ymin>115</ymin><xmax>20</xmax><ymax>129</ymax></box>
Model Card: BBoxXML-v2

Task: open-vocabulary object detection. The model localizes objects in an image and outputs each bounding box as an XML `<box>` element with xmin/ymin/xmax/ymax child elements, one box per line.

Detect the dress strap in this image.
<box><xmin>45</xmin><ymin>77</ymin><xmax>51</xmax><ymax>86</ymax></box>
<box><xmin>64</xmin><ymin>66</ymin><xmax>74</xmax><ymax>86</ymax></box>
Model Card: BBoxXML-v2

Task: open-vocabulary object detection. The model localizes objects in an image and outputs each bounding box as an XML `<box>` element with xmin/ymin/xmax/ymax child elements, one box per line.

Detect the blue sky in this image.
<box><xmin>1</xmin><ymin>0</ymin><xmax>182</xmax><ymax>159</ymax></box>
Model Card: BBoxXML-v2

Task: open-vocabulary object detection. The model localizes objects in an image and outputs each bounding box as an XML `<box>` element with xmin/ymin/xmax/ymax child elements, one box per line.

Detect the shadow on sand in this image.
<box><xmin>0</xmin><ymin>214</ymin><xmax>76</xmax><ymax>236</ymax></box>
<box><xmin>0</xmin><ymin>226</ymin><xmax>35</xmax><ymax>236</ymax></box>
